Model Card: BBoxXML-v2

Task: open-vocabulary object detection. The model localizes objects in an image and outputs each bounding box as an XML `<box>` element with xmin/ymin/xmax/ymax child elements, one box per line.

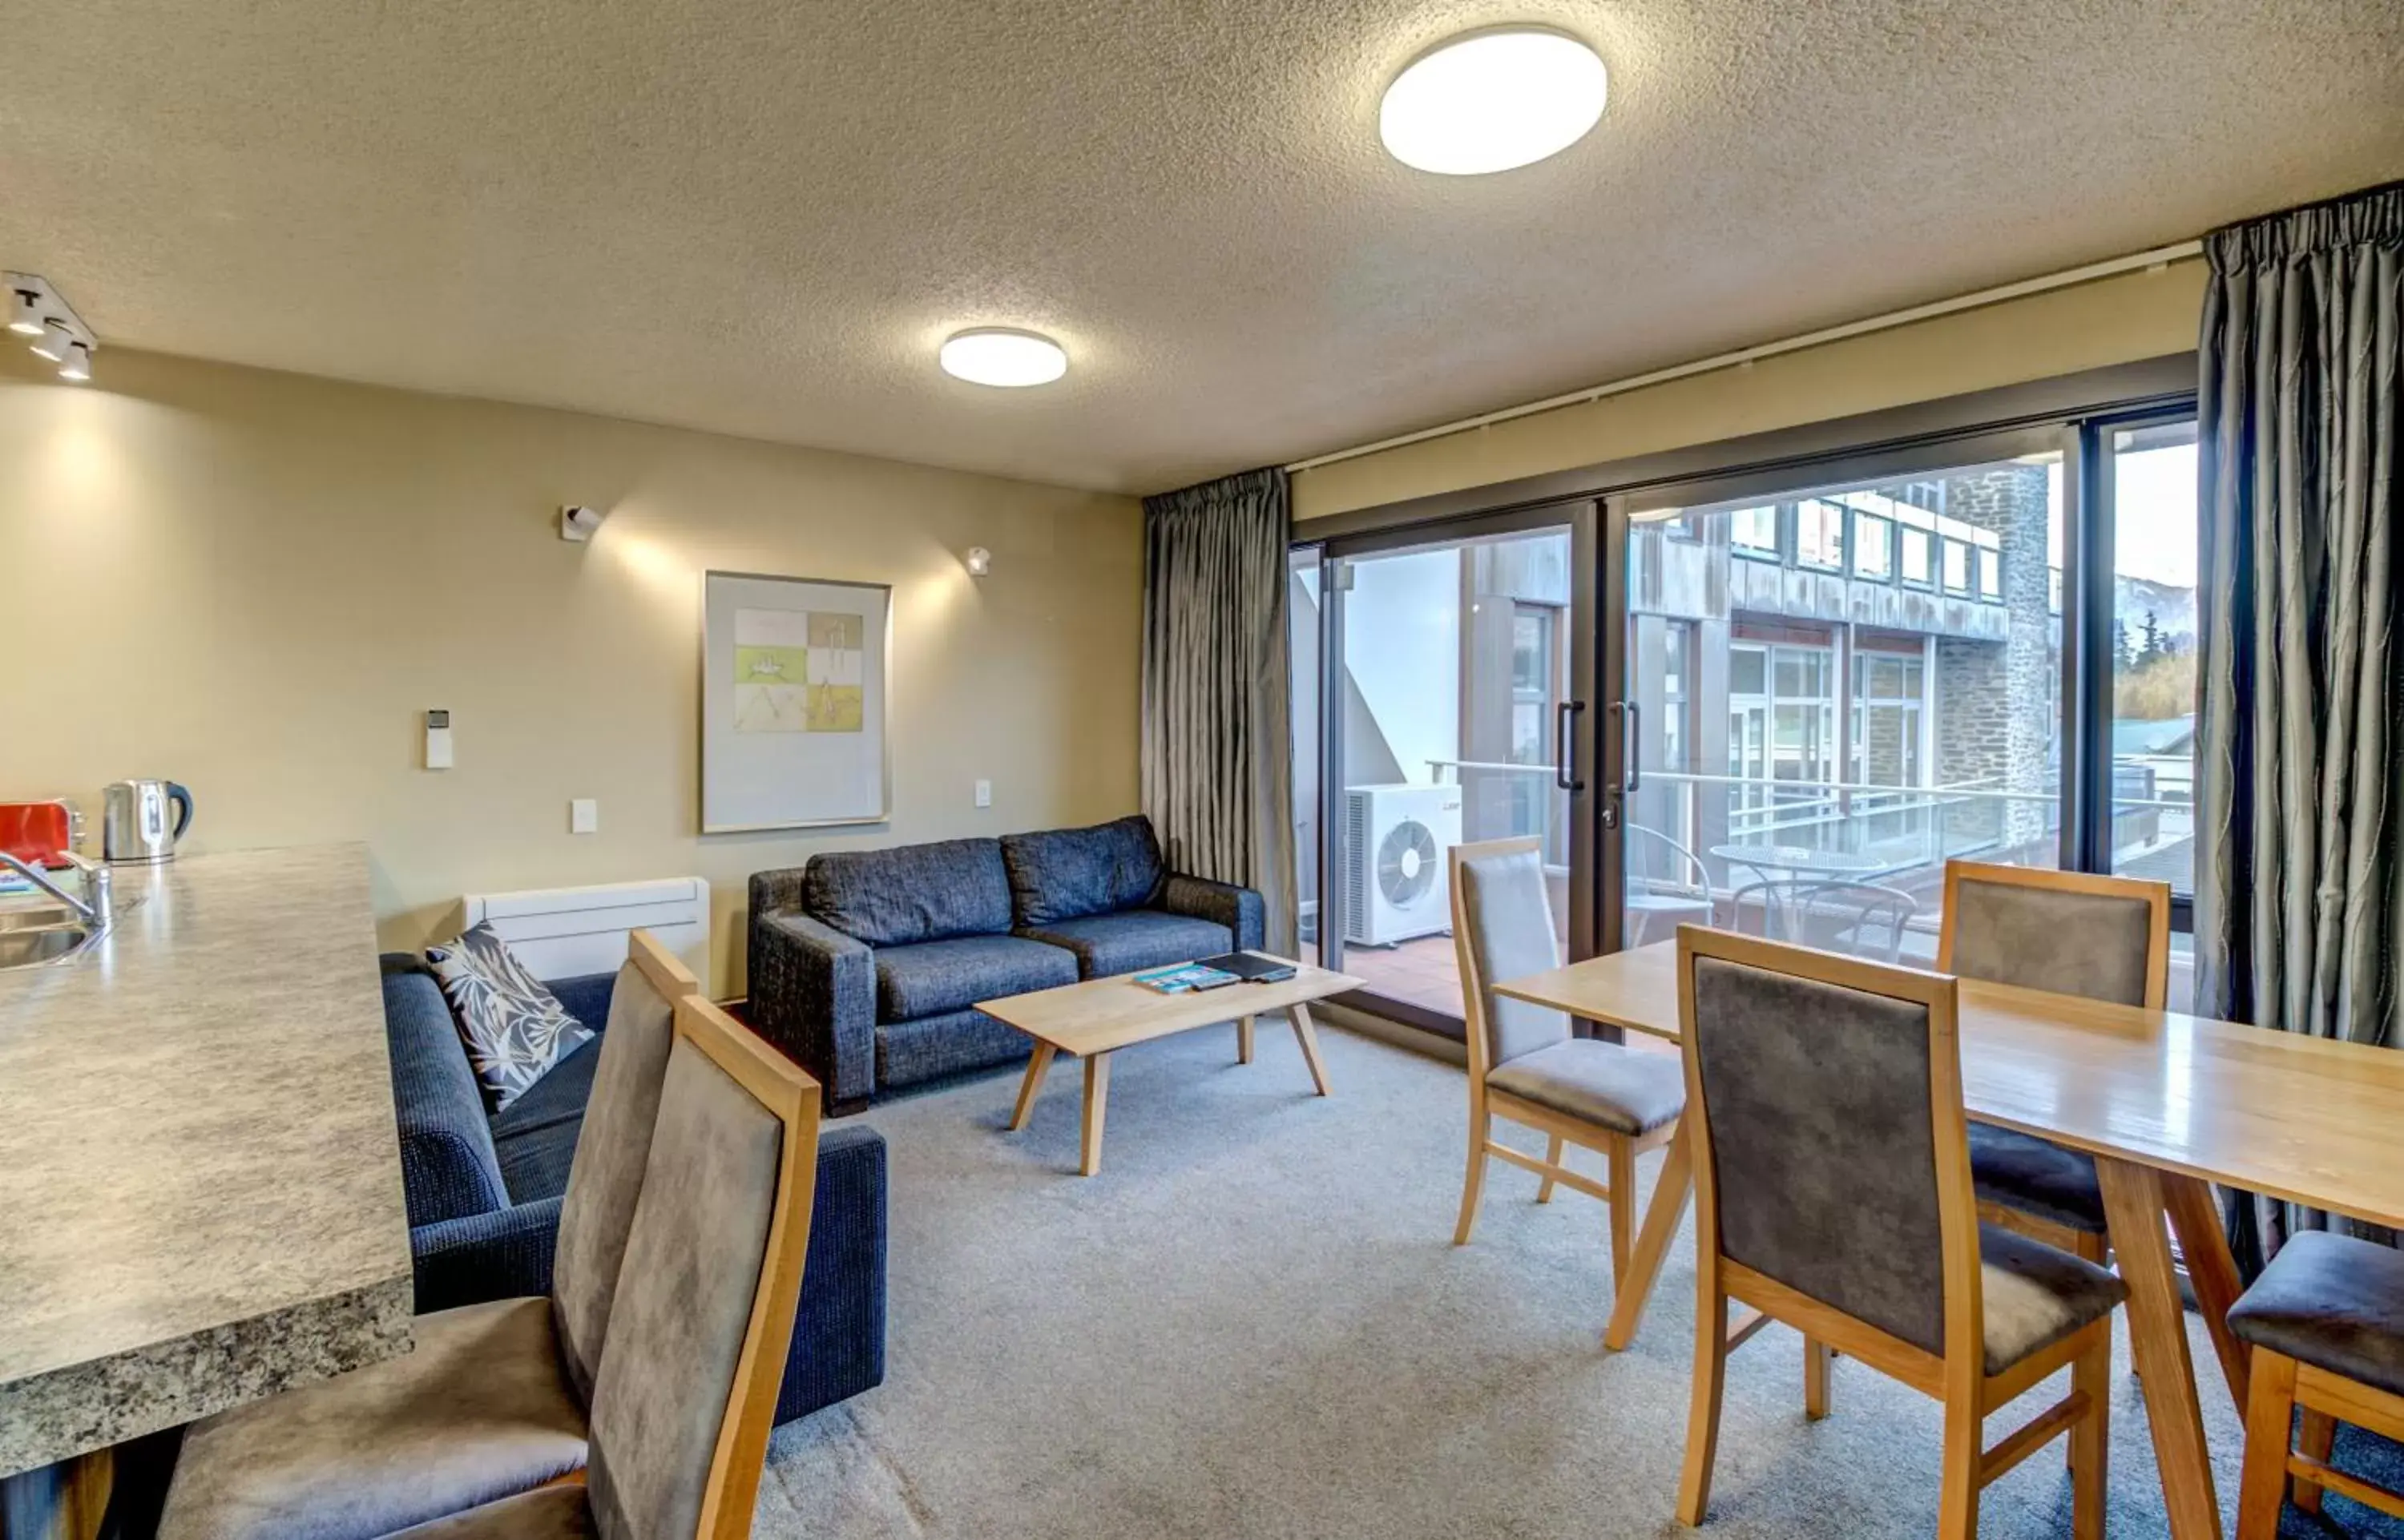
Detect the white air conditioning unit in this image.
<box><xmin>1344</xmin><ymin>784</ymin><xmax>1462</xmax><ymax>946</ymax></box>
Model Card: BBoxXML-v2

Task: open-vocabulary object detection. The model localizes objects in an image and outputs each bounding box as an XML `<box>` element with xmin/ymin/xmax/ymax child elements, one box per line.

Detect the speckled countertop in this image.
<box><xmin>0</xmin><ymin>844</ymin><xmax>413</xmax><ymax>1477</ymax></box>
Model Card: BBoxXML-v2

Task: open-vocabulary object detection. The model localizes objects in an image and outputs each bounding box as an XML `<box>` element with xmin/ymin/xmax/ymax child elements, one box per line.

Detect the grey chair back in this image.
<box><xmin>586</xmin><ymin>994</ymin><xmax>819</xmax><ymax>1540</ymax></box>
<box><xmin>1450</xmin><ymin>839</ymin><xmax>1569</xmax><ymax>1074</ymax></box>
<box><xmin>1680</xmin><ymin>930</ymin><xmax>1970</xmax><ymax>1357</ymax></box>
<box><xmin>551</xmin><ymin>931</ymin><xmax>700</xmax><ymax>1404</ymax></box>
<box><xmin>1939</xmin><ymin>861</ymin><xmax>2168</xmax><ymax>1009</ymax></box>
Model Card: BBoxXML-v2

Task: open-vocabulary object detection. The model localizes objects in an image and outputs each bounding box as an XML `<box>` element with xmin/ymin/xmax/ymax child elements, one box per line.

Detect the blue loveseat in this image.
<box><xmin>748</xmin><ymin>814</ymin><xmax>1265</xmax><ymax>1108</ymax></box>
<box><xmin>380</xmin><ymin>954</ymin><xmax>886</xmax><ymax>1425</ymax></box>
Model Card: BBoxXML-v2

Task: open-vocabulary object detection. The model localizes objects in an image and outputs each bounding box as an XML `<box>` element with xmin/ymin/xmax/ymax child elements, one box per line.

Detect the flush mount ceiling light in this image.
<box><xmin>1379</xmin><ymin>26</ymin><xmax>1608</xmax><ymax>175</ymax></box>
<box><xmin>939</xmin><ymin>329</ymin><xmax>1068</xmax><ymax>388</ymax></box>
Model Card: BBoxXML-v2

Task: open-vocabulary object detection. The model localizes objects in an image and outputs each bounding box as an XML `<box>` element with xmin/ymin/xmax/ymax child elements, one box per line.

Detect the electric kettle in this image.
<box><xmin>103</xmin><ymin>780</ymin><xmax>194</xmax><ymax>864</ymax></box>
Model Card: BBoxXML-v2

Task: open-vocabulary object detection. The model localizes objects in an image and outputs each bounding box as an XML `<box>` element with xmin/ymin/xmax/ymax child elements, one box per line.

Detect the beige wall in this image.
<box><xmin>1293</xmin><ymin>259</ymin><xmax>2208</xmax><ymax>523</ymax></box>
<box><xmin>0</xmin><ymin>348</ymin><xmax>1142</xmax><ymax>993</ymax></box>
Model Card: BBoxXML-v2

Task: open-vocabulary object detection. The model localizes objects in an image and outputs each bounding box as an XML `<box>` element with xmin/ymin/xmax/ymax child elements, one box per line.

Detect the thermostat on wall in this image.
<box><xmin>425</xmin><ymin>709</ymin><xmax>454</xmax><ymax>771</ymax></box>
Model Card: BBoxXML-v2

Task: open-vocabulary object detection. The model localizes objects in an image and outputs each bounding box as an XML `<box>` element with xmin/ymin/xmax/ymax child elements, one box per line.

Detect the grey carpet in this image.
<box><xmin>751</xmin><ymin>1019</ymin><xmax>2303</xmax><ymax>1538</ymax></box>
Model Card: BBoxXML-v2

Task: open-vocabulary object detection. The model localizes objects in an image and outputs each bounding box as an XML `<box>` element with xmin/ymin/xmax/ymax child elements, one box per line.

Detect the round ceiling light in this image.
<box><xmin>938</xmin><ymin>329</ymin><xmax>1068</xmax><ymax>388</ymax></box>
<box><xmin>1379</xmin><ymin>26</ymin><xmax>1608</xmax><ymax>175</ymax></box>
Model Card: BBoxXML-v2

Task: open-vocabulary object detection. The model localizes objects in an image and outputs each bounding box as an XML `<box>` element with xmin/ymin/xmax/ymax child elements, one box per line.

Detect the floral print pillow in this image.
<box><xmin>425</xmin><ymin>922</ymin><xmax>596</xmax><ymax>1111</ymax></box>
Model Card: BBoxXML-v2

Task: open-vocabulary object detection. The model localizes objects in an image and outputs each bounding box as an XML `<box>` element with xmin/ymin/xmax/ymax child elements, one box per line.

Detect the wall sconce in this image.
<box><xmin>560</xmin><ymin>505</ymin><xmax>609</xmax><ymax>542</ymax></box>
<box><xmin>964</xmin><ymin>546</ymin><xmax>993</xmax><ymax>577</ymax></box>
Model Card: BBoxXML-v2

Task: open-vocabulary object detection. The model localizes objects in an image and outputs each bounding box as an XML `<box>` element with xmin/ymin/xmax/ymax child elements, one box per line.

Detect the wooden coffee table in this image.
<box><xmin>979</xmin><ymin>957</ymin><xmax>1363</xmax><ymax>1175</ymax></box>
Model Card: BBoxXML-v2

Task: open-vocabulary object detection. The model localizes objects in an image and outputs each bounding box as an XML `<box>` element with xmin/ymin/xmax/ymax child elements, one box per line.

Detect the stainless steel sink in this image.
<box><xmin>0</xmin><ymin>899</ymin><xmax>122</xmax><ymax>969</ymax></box>
<box><xmin>0</xmin><ymin>924</ymin><xmax>94</xmax><ymax>967</ymax></box>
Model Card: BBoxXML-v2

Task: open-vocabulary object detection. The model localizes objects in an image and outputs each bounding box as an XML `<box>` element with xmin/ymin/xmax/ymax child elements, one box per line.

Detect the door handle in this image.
<box><xmin>1554</xmin><ymin>701</ymin><xmax>1585</xmax><ymax>792</ymax></box>
<box><xmin>1622</xmin><ymin>700</ymin><xmax>1642</xmax><ymax>793</ymax></box>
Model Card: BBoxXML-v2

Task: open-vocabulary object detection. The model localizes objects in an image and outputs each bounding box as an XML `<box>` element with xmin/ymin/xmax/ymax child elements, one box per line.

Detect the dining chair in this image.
<box><xmin>159</xmin><ymin>932</ymin><xmax>708</xmax><ymax>1540</ymax></box>
<box><xmin>2229</xmin><ymin>1230</ymin><xmax>2404</xmax><ymax>1536</ymax></box>
<box><xmin>1672</xmin><ymin>925</ymin><xmax>2124</xmax><ymax>1538</ymax></box>
<box><xmin>1623</xmin><ymin>824</ymin><xmax>1716</xmax><ymax>945</ymax></box>
<box><xmin>1937</xmin><ymin>860</ymin><xmax>2171</xmax><ymax>1265</ymax></box>
<box><xmin>1449</xmin><ymin>839</ymin><xmax>1686</xmax><ymax>1281</ymax></box>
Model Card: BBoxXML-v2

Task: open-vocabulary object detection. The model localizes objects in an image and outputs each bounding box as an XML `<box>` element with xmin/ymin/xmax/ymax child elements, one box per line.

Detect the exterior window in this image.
<box><xmin>1854</xmin><ymin>514</ymin><xmax>1894</xmax><ymax>579</ymax></box>
<box><xmin>1731</xmin><ymin>505</ymin><xmax>1779</xmax><ymax>558</ymax></box>
<box><xmin>1508</xmin><ymin>605</ymin><xmax>1560</xmax><ymax>837</ymax></box>
<box><xmin>1900</xmin><ymin>526</ymin><xmax>1933</xmax><ymax>586</ymax></box>
<box><xmin>1850</xmin><ymin>649</ymin><xmax>1929</xmax><ymax>846</ymax></box>
<box><xmin>1942</xmin><ymin>538</ymin><xmax>1971</xmax><ymax>594</ymax></box>
<box><xmin>1797</xmin><ymin>501</ymin><xmax>1845</xmax><ymax>570</ymax></box>
<box><xmin>1977</xmin><ymin>547</ymin><xmax>2002</xmax><ymax>600</ymax></box>
<box><xmin>1661</xmin><ymin>623</ymin><xmax>1690</xmax><ymax>771</ymax></box>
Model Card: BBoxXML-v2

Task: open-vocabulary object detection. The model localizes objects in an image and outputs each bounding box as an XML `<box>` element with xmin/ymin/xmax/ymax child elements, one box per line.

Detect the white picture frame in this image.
<box><xmin>700</xmin><ymin>570</ymin><xmax>893</xmax><ymax>832</ymax></box>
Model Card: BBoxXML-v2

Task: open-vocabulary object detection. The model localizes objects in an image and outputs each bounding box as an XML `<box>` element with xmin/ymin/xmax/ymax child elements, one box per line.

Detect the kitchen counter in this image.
<box><xmin>0</xmin><ymin>844</ymin><xmax>413</xmax><ymax>1477</ymax></box>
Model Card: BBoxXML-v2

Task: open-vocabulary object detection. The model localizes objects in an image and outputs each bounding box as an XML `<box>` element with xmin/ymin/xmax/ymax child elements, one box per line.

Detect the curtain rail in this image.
<box><xmin>1285</xmin><ymin>240</ymin><xmax>2204</xmax><ymax>475</ymax></box>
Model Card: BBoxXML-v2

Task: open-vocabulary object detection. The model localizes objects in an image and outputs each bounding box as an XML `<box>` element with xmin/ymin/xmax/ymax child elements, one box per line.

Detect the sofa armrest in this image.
<box><xmin>1157</xmin><ymin>873</ymin><xmax>1265</xmax><ymax>952</ymax></box>
<box><xmin>410</xmin><ymin>1196</ymin><xmax>563</xmax><ymax>1313</ymax></box>
<box><xmin>748</xmin><ymin>865</ymin><xmax>813</xmax><ymax>923</ymax></box>
<box><xmin>776</xmin><ymin>1123</ymin><xmax>889</xmax><ymax>1423</ymax></box>
<box><xmin>748</xmin><ymin>909</ymin><xmax>877</xmax><ymax>1107</ymax></box>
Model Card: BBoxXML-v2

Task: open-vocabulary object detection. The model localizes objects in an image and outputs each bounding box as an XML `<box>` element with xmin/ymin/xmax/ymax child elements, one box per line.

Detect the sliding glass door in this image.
<box><xmin>1289</xmin><ymin>373</ymin><xmax>2200</xmax><ymax>1038</ymax></box>
<box><xmin>1605</xmin><ymin>412</ymin><xmax>2200</xmax><ymax>987</ymax></box>
<box><xmin>1295</xmin><ymin>506</ymin><xmax>1599</xmax><ymax>1038</ymax></box>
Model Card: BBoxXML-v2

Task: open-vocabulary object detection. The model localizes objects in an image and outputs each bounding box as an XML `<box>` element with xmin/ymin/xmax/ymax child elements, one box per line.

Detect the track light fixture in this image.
<box><xmin>30</xmin><ymin>321</ymin><xmax>73</xmax><ymax>363</ymax></box>
<box><xmin>3</xmin><ymin>272</ymin><xmax>99</xmax><ymax>382</ymax></box>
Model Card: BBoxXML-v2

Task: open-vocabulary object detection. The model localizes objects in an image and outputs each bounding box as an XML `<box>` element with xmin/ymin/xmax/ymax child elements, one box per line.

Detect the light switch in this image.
<box><xmin>570</xmin><ymin>798</ymin><xmax>599</xmax><ymax>834</ymax></box>
<box><xmin>974</xmin><ymin>779</ymin><xmax>993</xmax><ymax>808</ymax></box>
<box><xmin>425</xmin><ymin>709</ymin><xmax>454</xmax><ymax>771</ymax></box>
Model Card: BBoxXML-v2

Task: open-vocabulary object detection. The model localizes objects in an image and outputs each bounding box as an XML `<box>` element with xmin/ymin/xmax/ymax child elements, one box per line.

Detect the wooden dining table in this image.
<box><xmin>1495</xmin><ymin>937</ymin><xmax>2404</xmax><ymax>1540</ymax></box>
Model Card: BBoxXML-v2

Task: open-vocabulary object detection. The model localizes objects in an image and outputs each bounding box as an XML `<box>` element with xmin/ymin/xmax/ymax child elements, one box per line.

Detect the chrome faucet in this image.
<box><xmin>0</xmin><ymin>849</ymin><xmax>112</xmax><ymax>927</ymax></box>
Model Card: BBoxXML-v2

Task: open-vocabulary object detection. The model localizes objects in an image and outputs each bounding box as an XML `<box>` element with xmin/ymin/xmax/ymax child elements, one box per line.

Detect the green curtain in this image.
<box><xmin>2196</xmin><ymin>182</ymin><xmax>2403</xmax><ymax>1270</ymax></box>
<box><xmin>1141</xmin><ymin>467</ymin><xmax>1297</xmax><ymax>956</ymax></box>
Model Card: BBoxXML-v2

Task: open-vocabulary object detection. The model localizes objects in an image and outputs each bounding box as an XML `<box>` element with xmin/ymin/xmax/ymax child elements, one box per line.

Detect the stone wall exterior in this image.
<box><xmin>1932</xmin><ymin>465</ymin><xmax>2055</xmax><ymax>852</ymax></box>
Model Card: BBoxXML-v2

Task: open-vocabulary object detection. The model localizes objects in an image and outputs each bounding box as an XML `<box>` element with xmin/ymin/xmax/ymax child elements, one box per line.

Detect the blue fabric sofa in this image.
<box><xmin>380</xmin><ymin>954</ymin><xmax>886</xmax><ymax>1425</ymax></box>
<box><xmin>748</xmin><ymin>814</ymin><xmax>1265</xmax><ymax>1108</ymax></box>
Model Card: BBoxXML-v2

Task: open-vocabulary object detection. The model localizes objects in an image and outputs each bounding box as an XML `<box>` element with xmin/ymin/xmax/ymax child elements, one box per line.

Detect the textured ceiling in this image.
<box><xmin>4</xmin><ymin>0</ymin><xmax>2401</xmax><ymax>494</ymax></box>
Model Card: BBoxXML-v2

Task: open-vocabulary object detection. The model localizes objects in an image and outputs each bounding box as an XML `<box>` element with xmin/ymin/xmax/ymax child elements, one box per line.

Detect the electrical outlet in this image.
<box><xmin>570</xmin><ymin>798</ymin><xmax>599</xmax><ymax>834</ymax></box>
<box><xmin>974</xmin><ymin>779</ymin><xmax>993</xmax><ymax>808</ymax></box>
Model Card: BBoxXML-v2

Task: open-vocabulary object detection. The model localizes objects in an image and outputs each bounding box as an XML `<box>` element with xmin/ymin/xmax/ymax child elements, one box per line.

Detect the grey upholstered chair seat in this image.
<box><xmin>2226</xmin><ymin>1230</ymin><xmax>2404</xmax><ymax>1400</ymax></box>
<box><xmin>382</xmin><ymin>1481</ymin><xmax>594</xmax><ymax>1538</ymax></box>
<box><xmin>158</xmin><ymin>1297</ymin><xmax>587</xmax><ymax>1540</ymax></box>
<box><xmin>1484</xmin><ymin>1039</ymin><xmax>1687</xmax><ymax>1136</ymax></box>
<box><xmin>1978</xmin><ymin>1224</ymin><xmax>2128</xmax><ymax>1373</ymax></box>
<box><xmin>1966</xmin><ymin>1123</ymin><xmax>2108</xmax><ymax>1234</ymax></box>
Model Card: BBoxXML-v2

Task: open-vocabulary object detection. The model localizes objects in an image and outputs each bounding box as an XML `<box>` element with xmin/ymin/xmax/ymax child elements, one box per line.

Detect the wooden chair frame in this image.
<box><xmin>671</xmin><ymin>994</ymin><xmax>823</xmax><ymax>1540</ymax></box>
<box><xmin>627</xmin><ymin>926</ymin><xmax>704</xmax><ymax>1006</ymax></box>
<box><xmin>1674</xmin><ymin>925</ymin><xmax>2113</xmax><ymax>1539</ymax></box>
<box><xmin>1935</xmin><ymin>859</ymin><xmax>2172</xmax><ymax>1264</ymax></box>
<box><xmin>2238</xmin><ymin>1348</ymin><xmax>2398</xmax><ymax>1535</ymax></box>
<box><xmin>1448</xmin><ymin>838</ymin><xmax>1676</xmax><ymax>1283</ymax></box>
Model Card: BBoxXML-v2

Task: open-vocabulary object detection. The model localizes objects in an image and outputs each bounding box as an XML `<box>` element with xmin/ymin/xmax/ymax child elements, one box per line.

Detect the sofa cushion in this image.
<box><xmin>802</xmin><ymin>838</ymin><xmax>1012</xmax><ymax>945</ymax></box>
<box><xmin>491</xmin><ymin>1038</ymin><xmax>599</xmax><ymax>1205</ymax></box>
<box><xmin>1017</xmin><ymin>909</ymin><xmax>1231</xmax><ymax>978</ymax></box>
<box><xmin>425</xmin><ymin>924</ymin><xmax>597</xmax><ymax>1112</ymax></box>
<box><xmin>875</xmin><ymin>1008</ymin><xmax>1033</xmax><ymax>1088</ymax></box>
<box><xmin>874</xmin><ymin>934</ymin><xmax>1079</xmax><ymax>1022</ymax></box>
<box><xmin>1000</xmin><ymin>816</ymin><xmax>1165</xmax><ymax>926</ymax></box>
<box><xmin>157</xmin><ymin>1297</ymin><xmax>587</xmax><ymax>1540</ymax></box>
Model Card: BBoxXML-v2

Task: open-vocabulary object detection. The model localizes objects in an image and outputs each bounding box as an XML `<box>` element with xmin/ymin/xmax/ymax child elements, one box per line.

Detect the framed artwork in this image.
<box><xmin>700</xmin><ymin>570</ymin><xmax>892</xmax><ymax>832</ymax></box>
